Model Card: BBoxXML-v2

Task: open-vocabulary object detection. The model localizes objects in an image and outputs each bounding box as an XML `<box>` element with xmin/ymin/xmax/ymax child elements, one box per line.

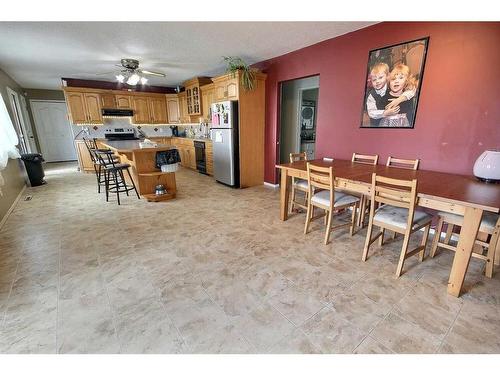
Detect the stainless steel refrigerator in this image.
<box><xmin>210</xmin><ymin>101</ymin><xmax>239</xmax><ymax>187</ymax></box>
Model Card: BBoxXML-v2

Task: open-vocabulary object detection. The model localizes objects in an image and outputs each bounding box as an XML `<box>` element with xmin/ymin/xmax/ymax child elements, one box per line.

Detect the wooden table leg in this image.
<box><xmin>280</xmin><ymin>169</ymin><xmax>291</xmax><ymax>221</ymax></box>
<box><xmin>447</xmin><ymin>206</ymin><xmax>482</xmax><ymax>297</ymax></box>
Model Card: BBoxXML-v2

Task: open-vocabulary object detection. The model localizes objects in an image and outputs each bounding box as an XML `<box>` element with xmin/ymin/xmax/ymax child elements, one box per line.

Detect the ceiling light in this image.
<box><xmin>140</xmin><ymin>77</ymin><xmax>148</xmax><ymax>85</ymax></box>
<box><xmin>116</xmin><ymin>74</ymin><xmax>125</xmax><ymax>83</ymax></box>
<box><xmin>127</xmin><ymin>73</ymin><xmax>141</xmax><ymax>86</ymax></box>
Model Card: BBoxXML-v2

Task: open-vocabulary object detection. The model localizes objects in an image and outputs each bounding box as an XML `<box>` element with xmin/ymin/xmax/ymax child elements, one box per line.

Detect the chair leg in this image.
<box><xmin>104</xmin><ymin>169</ymin><xmax>110</xmax><ymax>202</ymax></box>
<box><xmin>430</xmin><ymin>217</ymin><xmax>444</xmax><ymax>258</ymax></box>
<box><xmin>444</xmin><ymin>224</ymin><xmax>454</xmax><ymax>244</ymax></box>
<box><xmin>395</xmin><ymin>231</ymin><xmax>412</xmax><ymax>277</ymax></box>
<box><xmin>304</xmin><ymin>202</ymin><xmax>312</xmax><ymax>235</ymax></box>
<box><xmin>362</xmin><ymin>215</ymin><xmax>375</xmax><ymax>261</ymax></box>
<box><xmin>290</xmin><ymin>185</ymin><xmax>296</xmax><ymax>214</ymax></box>
<box><xmin>378</xmin><ymin>228</ymin><xmax>385</xmax><ymax>246</ymax></box>
<box><xmin>419</xmin><ymin>224</ymin><xmax>431</xmax><ymax>261</ymax></box>
<box><xmin>126</xmin><ymin>168</ymin><xmax>140</xmax><ymax>199</ymax></box>
<box><xmin>113</xmin><ymin>171</ymin><xmax>120</xmax><ymax>205</ymax></box>
<box><xmin>360</xmin><ymin>197</ymin><xmax>367</xmax><ymax>228</ymax></box>
<box><xmin>324</xmin><ymin>208</ymin><xmax>333</xmax><ymax>245</ymax></box>
<box><xmin>485</xmin><ymin>224</ymin><xmax>500</xmax><ymax>277</ymax></box>
<box><xmin>349</xmin><ymin>202</ymin><xmax>357</xmax><ymax>236</ymax></box>
<box><xmin>392</xmin><ymin>231</ymin><xmax>397</xmax><ymax>240</ymax></box>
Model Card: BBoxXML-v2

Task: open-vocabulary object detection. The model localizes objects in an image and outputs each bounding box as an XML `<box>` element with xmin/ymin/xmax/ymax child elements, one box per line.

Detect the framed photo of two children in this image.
<box><xmin>360</xmin><ymin>37</ymin><xmax>429</xmax><ymax>128</ymax></box>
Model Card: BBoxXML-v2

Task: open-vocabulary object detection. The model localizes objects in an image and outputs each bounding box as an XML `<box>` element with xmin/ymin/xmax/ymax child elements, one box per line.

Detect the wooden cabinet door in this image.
<box><xmin>214</xmin><ymin>82</ymin><xmax>227</xmax><ymax>101</ymax></box>
<box><xmin>116</xmin><ymin>95</ymin><xmax>132</xmax><ymax>109</ymax></box>
<box><xmin>66</xmin><ymin>92</ymin><xmax>87</xmax><ymax>124</ymax></box>
<box><xmin>84</xmin><ymin>93</ymin><xmax>103</xmax><ymax>123</ymax></box>
<box><xmin>201</xmin><ymin>87</ymin><xmax>214</xmax><ymax>122</ymax></box>
<box><xmin>166</xmin><ymin>96</ymin><xmax>180</xmax><ymax>123</ymax></box>
<box><xmin>100</xmin><ymin>93</ymin><xmax>116</xmax><ymax>108</ymax></box>
<box><xmin>75</xmin><ymin>141</ymin><xmax>94</xmax><ymax>172</ymax></box>
<box><xmin>226</xmin><ymin>78</ymin><xmax>239</xmax><ymax>100</ymax></box>
<box><xmin>178</xmin><ymin>93</ymin><xmax>189</xmax><ymax>123</ymax></box>
<box><xmin>132</xmin><ymin>96</ymin><xmax>151</xmax><ymax>124</ymax></box>
<box><xmin>149</xmin><ymin>97</ymin><xmax>168</xmax><ymax>124</ymax></box>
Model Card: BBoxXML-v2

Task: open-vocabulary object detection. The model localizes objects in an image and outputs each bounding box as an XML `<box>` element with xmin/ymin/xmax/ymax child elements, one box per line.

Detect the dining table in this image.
<box><xmin>276</xmin><ymin>158</ymin><xmax>500</xmax><ymax>297</ymax></box>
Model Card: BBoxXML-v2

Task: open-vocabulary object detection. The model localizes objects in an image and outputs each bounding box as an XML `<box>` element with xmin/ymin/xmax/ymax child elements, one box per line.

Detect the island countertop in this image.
<box><xmin>101</xmin><ymin>140</ymin><xmax>176</xmax><ymax>153</ymax></box>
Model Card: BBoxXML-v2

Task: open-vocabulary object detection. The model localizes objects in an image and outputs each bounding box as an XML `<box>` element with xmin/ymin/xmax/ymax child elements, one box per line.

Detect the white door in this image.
<box><xmin>30</xmin><ymin>101</ymin><xmax>77</xmax><ymax>162</ymax></box>
<box><xmin>19</xmin><ymin>95</ymin><xmax>38</xmax><ymax>152</ymax></box>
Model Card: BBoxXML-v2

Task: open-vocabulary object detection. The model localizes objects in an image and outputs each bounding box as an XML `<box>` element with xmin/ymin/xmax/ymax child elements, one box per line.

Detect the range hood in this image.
<box><xmin>102</xmin><ymin>108</ymin><xmax>134</xmax><ymax>117</ymax></box>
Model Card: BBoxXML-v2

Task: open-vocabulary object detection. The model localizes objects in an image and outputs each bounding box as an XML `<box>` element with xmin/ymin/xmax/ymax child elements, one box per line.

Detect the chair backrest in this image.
<box><xmin>386</xmin><ymin>156</ymin><xmax>420</xmax><ymax>170</ymax></box>
<box><xmin>352</xmin><ymin>152</ymin><xmax>379</xmax><ymax>165</ymax></box>
<box><xmin>290</xmin><ymin>152</ymin><xmax>307</xmax><ymax>163</ymax></box>
<box><xmin>306</xmin><ymin>163</ymin><xmax>335</xmax><ymax>207</ymax></box>
<box><xmin>82</xmin><ymin>137</ymin><xmax>97</xmax><ymax>163</ymax></box>
<box><xmin>370</xmin><ymin>173</ymin><xmax>418</xmax><ymax>228</ymax></box>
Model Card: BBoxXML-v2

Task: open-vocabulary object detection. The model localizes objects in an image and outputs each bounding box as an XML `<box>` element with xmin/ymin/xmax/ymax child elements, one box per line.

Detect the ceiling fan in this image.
<box><xmin>97</xmin><ymin>58</ymin><xmax>166</xmax><ymax>86</ymax></box>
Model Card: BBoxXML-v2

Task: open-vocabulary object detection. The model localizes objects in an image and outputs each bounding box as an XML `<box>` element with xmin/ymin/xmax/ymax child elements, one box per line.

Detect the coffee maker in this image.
<box><xmin>169</xmin><ymin>126</ymin><xmax>179</xmax><ymax>137</ymax></box>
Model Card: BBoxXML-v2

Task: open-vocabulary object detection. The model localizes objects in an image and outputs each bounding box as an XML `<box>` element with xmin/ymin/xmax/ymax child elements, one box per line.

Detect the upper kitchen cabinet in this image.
<box><xmin>131</xmin><ymin>96</ymin><xmax>150</xmax><ymax>124</ymax></box>
<box><xmin>212</xmin><ymin>73</ymin><xmax>239</xmax><ymax>102</ymax></box>
<box><xmin>165</xmin><ymin>94</ymin><xmax>180</xmax><ymax>123</ymax></box>
<box><xmin>64</xmin><ymin>89</ymin><xmax>103</xmax><ymax>124</ymax></box>
<box><xmin>200</xmin><ymin>83</ymin><xmax>215</xmax><ymax>123</ymax></box>
<box><xmin>149</xmin><ymin>97</ymin><xmax>168</xmax><ymax>124</ymax></box>
<box><xmin>131</xmin><ymin>95</ymin><xmax>168</xmax><ymax>124</ymax></box>
<box><xmin>183</xmin><ymin>77</ymin><xmax>213</xmax><ymax>116</ymax></box>
<box><xmin>115</xmin><ymin>95</ymin><xmax>132</xmax><ymax>109</ymax></box>
<box><xmin>100</xmin><ymin>93</ymin><xmax>116</xmax><ymax>108</ymax></box>
<box><xmin>178</xmin><ymin>91</ymin><xmax>189</xmax><ymax>123</ymax></box>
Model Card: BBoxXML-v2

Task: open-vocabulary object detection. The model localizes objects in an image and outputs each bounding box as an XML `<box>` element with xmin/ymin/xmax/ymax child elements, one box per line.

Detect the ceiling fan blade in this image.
<box><xmin>138</xmin><ymin>69</ymin><xmax>166</xmax><ymax>77</ymax></box>
<box><xmin>95</xmin><ymin>71</ymin><xmax>119</xmax><ymax>76</ymax></box>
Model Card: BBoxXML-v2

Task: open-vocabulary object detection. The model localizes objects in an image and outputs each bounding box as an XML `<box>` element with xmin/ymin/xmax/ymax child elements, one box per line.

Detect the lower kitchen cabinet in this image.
<box><xmin>75</xmin><ymin>140</ymin><xmax>94</xmax><ymax>172</ymax></box>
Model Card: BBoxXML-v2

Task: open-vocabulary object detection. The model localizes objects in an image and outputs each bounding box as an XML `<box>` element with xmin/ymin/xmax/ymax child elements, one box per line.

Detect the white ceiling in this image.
<box><xmin>0</xmin><ymin>22</ymin><xmax>375</xmax><ymax>90</ymax></box>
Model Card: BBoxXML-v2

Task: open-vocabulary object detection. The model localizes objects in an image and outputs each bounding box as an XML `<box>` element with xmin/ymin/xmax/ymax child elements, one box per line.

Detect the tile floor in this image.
<box><xmin>0</xmin><ymin>162</ymin><xmax>499</xmax><ymax>354</ymax></box>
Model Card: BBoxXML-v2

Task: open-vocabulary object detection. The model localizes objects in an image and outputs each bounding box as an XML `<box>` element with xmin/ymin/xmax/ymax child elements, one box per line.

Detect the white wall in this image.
<box><xmin>279</xmin><ymin>75</ymin><xmax>319</xmax><ymax>164</ymax></box>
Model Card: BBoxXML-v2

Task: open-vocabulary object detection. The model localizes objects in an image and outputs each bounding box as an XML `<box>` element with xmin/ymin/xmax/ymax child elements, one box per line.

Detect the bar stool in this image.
<box><xmin>430</xmin><ymin>211</ymin><xmax>500</xmax><ymax>278</ymax></box>
<box><xmin>94</xmin><ymin>150</ymin><xmax>140</xmax><ymax>205</ymax></box>
<box><xmin>83</xmin><ymin>137</ymin><xmax>119</xmax><ymax>193</ymax></box>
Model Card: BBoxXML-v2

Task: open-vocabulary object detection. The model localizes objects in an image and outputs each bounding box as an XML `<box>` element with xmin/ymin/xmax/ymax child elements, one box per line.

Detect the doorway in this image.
<box><xmin>30</xmin><ymin>100</ymin><xmax>77</xmax><ymax>162</ymax></box>
<box><xmin>278</xmin><ymin>76</ymin><xmax>319</xmax><ymax>164</ymax></box>
<box><xmin>6</xmin><ymin>87</ymin><xmax>36</xmax><ymax>154</ymax></box>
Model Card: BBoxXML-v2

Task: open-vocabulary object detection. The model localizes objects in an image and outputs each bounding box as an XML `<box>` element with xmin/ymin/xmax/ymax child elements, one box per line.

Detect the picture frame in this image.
<box><xmin>360</xmin><ymin>37</ymin><xmax>429</xmax><ymax>129</ymax></box>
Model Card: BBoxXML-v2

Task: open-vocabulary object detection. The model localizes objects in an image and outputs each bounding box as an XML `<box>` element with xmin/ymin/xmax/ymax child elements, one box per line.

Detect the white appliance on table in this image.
<box><xmin>210</xmin><ymin>101</ymin><xmax>239</xmax><ymax>187</ymax></box>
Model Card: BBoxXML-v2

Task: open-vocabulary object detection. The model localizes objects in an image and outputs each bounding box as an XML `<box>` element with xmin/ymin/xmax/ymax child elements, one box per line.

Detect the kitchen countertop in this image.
<box><xmin>102</xmin><ymin>140</ymin><xmax>175</xmax><ymax>153</ymax></box>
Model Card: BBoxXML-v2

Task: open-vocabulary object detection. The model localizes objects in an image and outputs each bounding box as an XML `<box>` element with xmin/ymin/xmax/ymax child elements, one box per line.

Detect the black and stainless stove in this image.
<box><xmin>104</xmin><ymin>127</ymin><xmax>139</xmax><ymax>141</ymax></box>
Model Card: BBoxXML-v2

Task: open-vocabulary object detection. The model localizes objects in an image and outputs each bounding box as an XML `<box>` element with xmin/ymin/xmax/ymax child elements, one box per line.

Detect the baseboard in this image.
<box><xmin>0</xmin><ymin>185</ymin><xmax>26</xmax><ymax>230</ymax></box>
<box><xmin>264</xmin><ymin>182</ymin><xmax>279</xmax><ymax>189</ymax></box>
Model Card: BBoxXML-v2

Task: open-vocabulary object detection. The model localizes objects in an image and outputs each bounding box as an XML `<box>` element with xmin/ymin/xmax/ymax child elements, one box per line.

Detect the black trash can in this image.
<box><xmin>21</xmin><ymin>153</ymin><xmax>46</xmax><ymax>186</ymax></box>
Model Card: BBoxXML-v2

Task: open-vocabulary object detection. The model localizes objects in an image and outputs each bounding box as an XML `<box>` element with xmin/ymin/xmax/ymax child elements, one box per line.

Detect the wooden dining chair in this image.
<box><xmin>289</xmin><ymin>152</ymin><xmax>309</xmax><ymax>213</ymax></box>
<box><xmin>362</xmin><ymin>173</ymin><xmax>433</xmax><ymax>277</ymax></box>
<box><xmin>352</xmin><ymin>152</ymin><xmax>379</xmax><ymax>165</ymax></box>
<box><xmin>352</xmin><ymin>152</ymin><xmax>379</xmax><ymax>227</ymax></box>
<box><xmin>430</xmin><ymin>211</ymin><xmax>500</xmax><ymax>278</ymax></box>
<box><xmin>304</xmin><ymin>163</ymin><xmax>360</xmax><ymax>245</ymax></box>
<box><xmin>386</xmin><ymin>156</ymin><xmax>420</xmax><ymax>170</ymax></box>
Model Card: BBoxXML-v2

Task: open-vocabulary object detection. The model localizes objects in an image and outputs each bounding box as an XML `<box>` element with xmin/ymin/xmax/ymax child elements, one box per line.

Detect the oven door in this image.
<box><xmin>194</xmin><ymin>141</ymin><xmax>207</xmax><ymax>174</ymax></box>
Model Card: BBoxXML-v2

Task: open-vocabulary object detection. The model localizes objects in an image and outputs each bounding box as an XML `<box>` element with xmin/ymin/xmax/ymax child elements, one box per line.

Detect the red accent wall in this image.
<box><xmin>254</xmin><ymin>22</ymin><xmax>500</xmax><ymax>184</ymax></box>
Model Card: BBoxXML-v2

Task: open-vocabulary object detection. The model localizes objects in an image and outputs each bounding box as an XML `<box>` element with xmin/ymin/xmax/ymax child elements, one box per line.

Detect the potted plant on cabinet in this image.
<box><xmin>223</xmin><ymin>56</ymin><xmax>259</xmax><ymax>91</ymax></box>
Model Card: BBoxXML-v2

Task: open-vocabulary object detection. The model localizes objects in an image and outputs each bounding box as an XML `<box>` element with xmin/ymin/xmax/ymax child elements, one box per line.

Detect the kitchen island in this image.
<box><xmin>101</xmin><ymin>140</ymin><xmax>177</xmax><ymax>202</ymax></box>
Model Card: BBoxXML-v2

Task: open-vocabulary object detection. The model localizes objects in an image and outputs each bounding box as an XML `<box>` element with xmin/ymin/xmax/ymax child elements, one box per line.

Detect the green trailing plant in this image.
<box><xmin>223</xmin><ymin>56</ymin><xmax>258</xmax><ymax>91</ymax></box>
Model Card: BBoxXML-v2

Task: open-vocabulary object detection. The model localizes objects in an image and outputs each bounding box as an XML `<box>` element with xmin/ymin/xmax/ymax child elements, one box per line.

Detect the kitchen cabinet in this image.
<box><xmin>64</xmin><ymin>91</ymin><xmax>103</xmax><ymax>124</ymax></box>
<box><xmin>205</xmin><ymin>141</ymin><xmax>213</xmax><ymax>175</ymax></box>
<box><xmin>65</xmin><ymin>92</ymin><xmax>87</xmax><ymax>124</ymax></box>
<box><xmin>75</xmin><ymin>140</ymin><xmax>95</xmax><ymax>172</ymax></box>
<box><xmin>84</xmin><ymin>93</ymin><xmax>103</xmax><ymax>123</ymax></box>
<box><xmin>149</xmin><ymin>97</ymin><xmax>168</xmax><ymax>124</ymax></box>
<box><xmin>200</xmin><ymin>84</ymin><xmax>214</xmax><ymax>123</ymax></box>
<box><xmin>132</xmin><ymin>96</ymin><xmax>150</xmax><ymax>124</ymax></box>
<box><xmin>178</xmin><ymin>92</ymin><xmax>189</xmax><ymax>123</ymax></box>
<box><xmin>165</xmin><ymin>94</ymin><xmax>180</xmax><ymax>123</ymax></box>
<box><xmin>212</xmin><ymin>74</ymin><xmax>239</xmax><ymax>101</ymax></box>
<box><xmin>116</xmin><ymin>95</ymin><xmax>132</xmax><ymax>109</ymax></box>
<box><xmin>101</xmin><ymin>93</ymin><xmax>116</xmax><ymax>108</ymax></box>
<box><xmin>183</xmin><ymin>77</ymin><xmax>213</xmax><ymax>116</ymax></box>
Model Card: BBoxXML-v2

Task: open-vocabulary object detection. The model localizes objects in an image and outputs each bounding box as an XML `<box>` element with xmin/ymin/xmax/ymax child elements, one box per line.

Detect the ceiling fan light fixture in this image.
<box><xmin>140</xmin><ymin>77</ymin><xmax>148</xmax><ymax>85</ymax></box>
<box><xmin>127</xmin><ymin>73</ymin><xmax>141</xmax><ymax>86</ymax></box>
<box><xmin>116</xmin><ymin>74</ymin><xmax>125</xmax><ymax>83</ymax></box>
